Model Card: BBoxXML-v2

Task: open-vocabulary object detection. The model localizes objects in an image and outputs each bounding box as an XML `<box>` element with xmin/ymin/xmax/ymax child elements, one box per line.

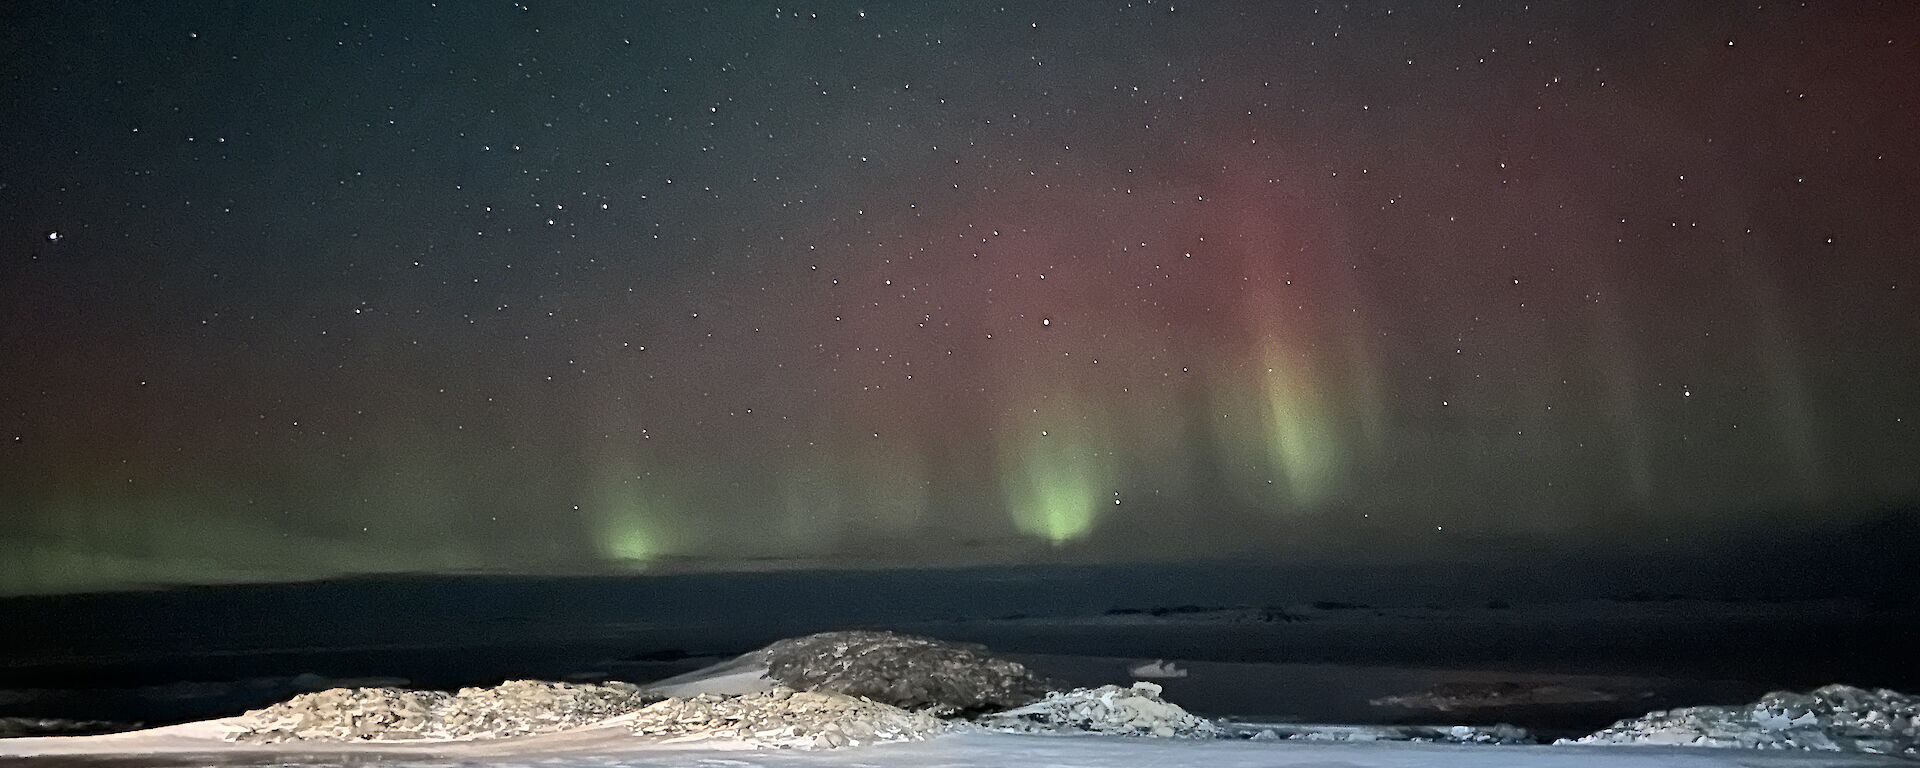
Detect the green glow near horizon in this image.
<box><xmin>3</xmin><ymin>480</ymin><xmax>482</xmax><ymax>594</ymax></box>
<box><xmin>590</xmin><ymin>470</ymin><xmax>670</xmax><ymax>566</ymax></box>
<box><xmin>1259</xmin><ymin>344</ymin><xmax>1340</xmax><ymax>507</ymax></box>
<box><xmin>1026</xmin><ymin>467</ymin><xmax>1100</xmax><ymax>543</ymax></box>
<box><xmin>1001</xmin><ymin>397</ymin><xmax>1110</xmax><ymax>544</ymax></box>
<box><xmin>597</xmin><ymin>509</ymin><xmax>660</xmax><ymax>562</ymax></box>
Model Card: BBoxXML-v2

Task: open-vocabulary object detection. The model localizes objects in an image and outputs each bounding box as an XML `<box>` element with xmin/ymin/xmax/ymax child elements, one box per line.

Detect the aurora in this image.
<box><xmin>1</xmin><ymin>0</ymin><xmax>1916</xmax><ymax>596</ymax></box>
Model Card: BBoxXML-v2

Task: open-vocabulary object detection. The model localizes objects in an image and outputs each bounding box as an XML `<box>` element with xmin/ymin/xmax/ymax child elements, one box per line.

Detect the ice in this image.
<box><xmin>1128</xmin><ymin>659</ymin><xmax>1190</xmax><ymax>679</ymax></box>
<box><xmin>2</xmin><ymin>729</ymin><xmax>1908</xmax><ymax>767</ymax></box>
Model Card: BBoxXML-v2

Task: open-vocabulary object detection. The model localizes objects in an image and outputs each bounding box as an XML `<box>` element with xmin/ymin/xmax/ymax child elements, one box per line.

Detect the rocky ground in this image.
<box><xmin>205</xmin><ymin>633</ymin><xmax>1919</xmax><ymax>759</ymax></box>
<box><xmin>753</xmin><ymin>630</ymin><xmax>1054</xmax><ymax>714</ymax></box>
<box><xmin>1565</xmin><ymin>684</ymin><xmax>1919</xmax><ymax>757</ymax></box>
<box><xmin>978</xmin><ymin>681</ymin><xmax>1220</xmax><ymax>739</ymax></box>
<box><xmin>227</xmin><ymin>680</ymin><xmax>655</xmax><ymax>743</ymax></box>
<box><xmin>627</xmin><ymin>687</ymin><xmax>952</xmax><ymax>748</ymax></box>
<box><xmin>221</xmin><ymin>631</ymin><xmax>1049</xmax><ymax>749</ymax></box>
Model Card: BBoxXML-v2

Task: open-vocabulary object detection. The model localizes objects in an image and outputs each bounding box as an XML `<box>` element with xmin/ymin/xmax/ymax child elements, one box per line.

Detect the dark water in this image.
<box><xmin>2</xmin><ymin>561</ymin><xmax>1914</xmax><ymax>736</ymax></box>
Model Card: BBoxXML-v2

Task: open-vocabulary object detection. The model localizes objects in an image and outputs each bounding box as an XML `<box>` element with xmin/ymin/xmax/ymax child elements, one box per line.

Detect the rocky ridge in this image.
<box><xmin>978</xmin><ymin>681</ymin><xmax>1221</xmax><ymax>739</ymax></box>
<box><xmin>1566</xmin><ymin>684</ymin><xmax>1919</xmax><ymax>757</ymax></box>
<box><xmin>627</xmin><ymin>687</ymin><xmax>952</xmax><ymax>749</ymax></box>
<box><xmin>227</xmin><ymin>680</ymin><xmax>654</xmax><ymax>743</ymax></box>
<box><xmin>754</xmin><ymin>630</ymin><xmax>1053</xmax><ymax>714</ymax></box>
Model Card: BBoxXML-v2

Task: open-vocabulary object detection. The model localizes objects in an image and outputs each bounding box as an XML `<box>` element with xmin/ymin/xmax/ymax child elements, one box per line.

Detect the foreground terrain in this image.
<box><xmin>3</xmin><ymin>631</ymin><xmax>1915</xmax><ymax>767</ymax></box>
<box><xmin>2</xmin><ymin>726</ymin><xmax>1912</xmax><ymax>768</ymax></box>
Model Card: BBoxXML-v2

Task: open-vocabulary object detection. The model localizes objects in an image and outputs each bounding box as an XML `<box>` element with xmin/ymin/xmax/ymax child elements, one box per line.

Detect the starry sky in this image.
<box><xmin>3</xmin><ymin>1</ymin><xmax>1917</xmax><ymax>596</ymax></box>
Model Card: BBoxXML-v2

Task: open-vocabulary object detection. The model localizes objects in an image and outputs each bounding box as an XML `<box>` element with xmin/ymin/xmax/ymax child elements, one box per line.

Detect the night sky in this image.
<box><xmin>4</xmin><ymin>1</ymin><xmax>1917</xmax><ymax>596</ymax></box>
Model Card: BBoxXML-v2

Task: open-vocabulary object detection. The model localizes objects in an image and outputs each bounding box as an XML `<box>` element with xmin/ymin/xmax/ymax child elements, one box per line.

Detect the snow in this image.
<box><xmin>3</xmin><ymin>725</ymin><xmax>1910</xmax><ymax>766</ymax></box>
<box><xmin>642</xmin><ymin>652</ymin><xmax>780</xmax><ymax>697</ymax></box>
<box><xmin>651</xmin><ymin>664</ymin><xmax>780</xmax><ymax>697</ymax></box>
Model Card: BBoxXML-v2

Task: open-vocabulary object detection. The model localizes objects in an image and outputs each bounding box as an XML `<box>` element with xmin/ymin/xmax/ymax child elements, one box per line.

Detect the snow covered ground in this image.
<box><xmin>0</xmin><ymin>725</ymin><xmax>1911</xmax><ymax>767</ymax></box>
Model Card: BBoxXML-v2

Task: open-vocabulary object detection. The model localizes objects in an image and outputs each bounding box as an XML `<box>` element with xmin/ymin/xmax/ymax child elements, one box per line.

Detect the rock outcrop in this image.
<box><xmin>217</xmin><ymin>631</ymin><xmax>1243</xmax><ymax>750</ymax></box>
<box><xmin>1566</xmin><ymin>684</ymin><xmax>1919</xmax><ymax>757</ymax></box>
<box><xmin>978</xmin><ymin>681</ymin><xmax>1220</xmax><ymax>738</ymax></box>
<box><xmin>751</xmin><ymin>630</ymin><xmax>1053</xmax><ymax>714</ymax></box>
<box><xmin>226</xmin><ymin>680</ymin><xmax>655</xmax><ymax>743</ymax></box>
<box><xmin>627</xmin><ymin>687</ymin><xmax>952</xmax><ymax>749</ymax></box>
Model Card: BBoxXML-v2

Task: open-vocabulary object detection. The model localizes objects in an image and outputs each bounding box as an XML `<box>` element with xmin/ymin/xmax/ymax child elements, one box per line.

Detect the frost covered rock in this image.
<box><xmin>226</xmin><ymin>687</ymin><xmax>454</xmax><ymax>742</ymax></box>
<box><xmin>437</xmin><ymin>679</ymin><xmax>655</xmax><ymax>739</ymax></box>
<box><xmin>223</xmin><ymin>631</ymin><xmax>1050</xmax><ymax>746</ymax></box>
<box><xmin>750</xmin><ymin>630</ymin><xmax>1053</xmax><ymax>714</ymax></box>
<box><xmin>1442</xmin><ymin>723</ymin><xmax>1536</xmax><ymax>745</ymax></box>
<box><xmin>1565</xmin><ymin>684</ymin><xmax>1920</xmax><ymax>757</ymax></box>
<box><xmin>226</xmin><ymin>680</ymin><xmax>655</xmax><ymax>743</ymax></box>
<box><xmin>627</xmin><ymin>686</ymin><xmax>952</xmax><ymax>749</ymax></box>
<box><xmin>978</xmin><ymin>681</ymin><xmax>1221</xmax><ymax>739</ymax></box>
<box><xmin>1221</xmin><ymin>722</ymin><xmax>1533</xmax><ymax>745</ymax></box>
